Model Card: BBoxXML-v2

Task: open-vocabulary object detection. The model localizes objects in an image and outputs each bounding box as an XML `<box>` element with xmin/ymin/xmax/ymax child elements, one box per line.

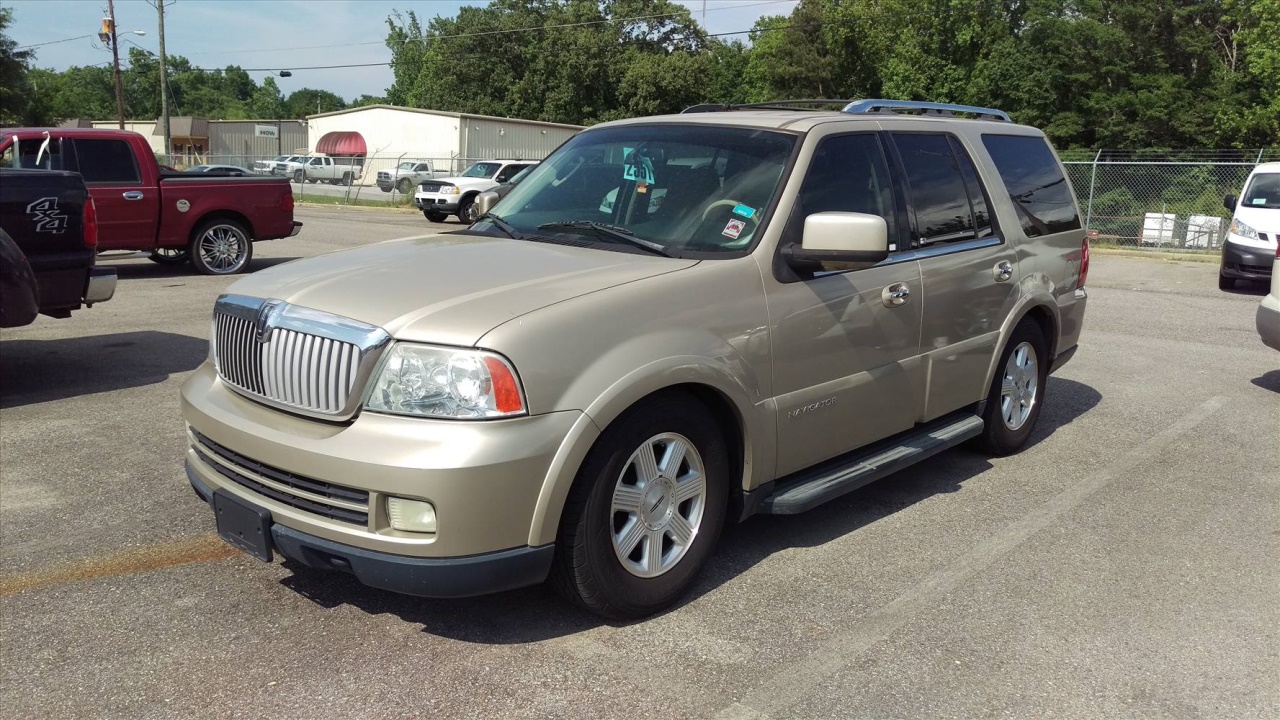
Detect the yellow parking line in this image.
<box><xmin>0</xmin><ymin>533</ymin><xmax>239</xmax><ymax>597</ymax></box>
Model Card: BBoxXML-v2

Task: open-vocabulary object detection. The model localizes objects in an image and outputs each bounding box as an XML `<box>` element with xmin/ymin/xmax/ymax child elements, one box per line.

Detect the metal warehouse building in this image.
<box><xmin>304</xmin><ymin>105</ymin><xmax>583</xmax><ymax>186</ymax></box>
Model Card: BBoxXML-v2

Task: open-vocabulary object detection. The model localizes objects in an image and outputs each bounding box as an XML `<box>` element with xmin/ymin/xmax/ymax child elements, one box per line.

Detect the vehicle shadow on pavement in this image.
<box><xmin>1250</xmin><ymin>369</ymin><xmax>1280</xmax><ymax>393</ymax></box>
<box><xmin>100</xmin><ymin>256</ymin><xmax>302</xmax><ymax>280</ymax></box>
<box><xmin>0</xmin><ymin>331</ymin><xmax>207</xmax><ymax>409</ymax></box>
<box><xmin>274</xmin><ymin>377</ymin><xmax>1101</xmax><ymax>640</ymax></box>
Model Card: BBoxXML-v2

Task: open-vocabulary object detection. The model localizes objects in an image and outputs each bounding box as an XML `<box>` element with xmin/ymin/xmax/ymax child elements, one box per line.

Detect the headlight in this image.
<box><xmin>1229</xmin><ymin>218</ymin><xmax>1258</xmax><ymax>240</ymax></box>
<box><xmin>443</xmin><ymin>185</ymin><xmax>460</xmax><ymax>195</ymax></box>
<box><xmin>366</xmin><ymin>344</ymin><xmax>526</xmax><ymax>419</ymax></box>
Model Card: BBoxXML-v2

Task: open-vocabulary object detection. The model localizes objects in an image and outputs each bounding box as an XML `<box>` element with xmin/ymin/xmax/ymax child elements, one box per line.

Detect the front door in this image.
<box><xmin>72</xmin><ymin>137</ymin><xmax>159</xmax><ymax>251</ymax></box>
<box><xmin>765</xmin><ymin>132</ymin><xmax>924</xmax><ymax>477</ymax></box>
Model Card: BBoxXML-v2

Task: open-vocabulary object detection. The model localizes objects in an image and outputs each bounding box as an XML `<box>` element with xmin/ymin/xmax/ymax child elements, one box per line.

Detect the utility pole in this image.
<box><xmin>107</xmin><ymin>0</ymin><xmax>125</xmax><ymax>129</ymax></box>
<box><xmin>157</xmin><ymin>0</ymin><xmax>170</xmax><ymax>161</ymax></box>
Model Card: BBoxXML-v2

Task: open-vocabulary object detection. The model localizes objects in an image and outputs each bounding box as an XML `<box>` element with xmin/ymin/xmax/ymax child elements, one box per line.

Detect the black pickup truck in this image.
<box><xmin>1</xmin><ymin>168</ymin><xmax>115</xmax><ymax>327</ymax></box>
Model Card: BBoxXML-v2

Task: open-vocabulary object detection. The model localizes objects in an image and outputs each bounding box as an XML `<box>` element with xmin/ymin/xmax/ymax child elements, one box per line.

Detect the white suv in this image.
<box><xmin>414</xmin><ymin>160</ymin><xmax>537</xmax><ymax>223</ymax></box>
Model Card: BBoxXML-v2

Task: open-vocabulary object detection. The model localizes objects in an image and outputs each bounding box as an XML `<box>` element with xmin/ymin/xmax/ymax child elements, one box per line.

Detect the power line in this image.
<box><xmin>16</xmin><ymin>33</ymin><xmax>97</xmax><ymax>50</ymax></box>
<box><xmin>180</xmin><ymin>0</ymin><xmax>798</xmax><ymax>57</ymax></box>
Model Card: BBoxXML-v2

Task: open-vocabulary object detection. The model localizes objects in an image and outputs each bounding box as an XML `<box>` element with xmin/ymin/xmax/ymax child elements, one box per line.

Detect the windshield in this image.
<box><xmin>397</xmin><ymin>162</ymin><xmax>416</xmax><ymax>171</ymax></box>
<box><xmin>1242</xmin><ymin>173</ymin><xmax>1280</xmax><ymax>210</ymax></box>
<box><xmin>474</xmin><ymin>125</ymin><xmax>796</xmax><ymax>255</ymax></box>
<box><xmin>461</xmin><ymin>162</ymin><xmax>502</xmax><ymax>178</ymax></box>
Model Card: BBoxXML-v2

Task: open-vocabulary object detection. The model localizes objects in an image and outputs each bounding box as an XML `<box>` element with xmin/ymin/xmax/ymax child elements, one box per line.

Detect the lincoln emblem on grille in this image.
<box><xmin>254</xmin><ymin>300</ymin><xmax>285</xmax><ymax>343</ymax></box>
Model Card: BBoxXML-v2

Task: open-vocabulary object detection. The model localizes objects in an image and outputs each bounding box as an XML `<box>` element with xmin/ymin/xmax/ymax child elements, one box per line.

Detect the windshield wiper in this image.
<box><xmin>537</xmin><ymin>221</ymin><xmax>675</xmax><ymax>258</ymax></box>
<box><xmin>475</xmin><ymin>212</ymin><xmax>524</xmax><ymax>240</ymax></box>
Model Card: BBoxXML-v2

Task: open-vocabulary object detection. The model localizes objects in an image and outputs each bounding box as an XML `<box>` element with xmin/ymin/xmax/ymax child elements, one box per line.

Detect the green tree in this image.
<box><xmin>284</xmin><ymin>88</ymin><xmax>347</xmax><ymax>118</ymax></box>
<box><xmin>0</xmin><ymin>7</ymin><xmax>37</xmax><ymax>124</ymax></box>
<box><xmin>249</xmin><ymin>76</ymin><xmax>286</xmax><ymax>119</ymax></box>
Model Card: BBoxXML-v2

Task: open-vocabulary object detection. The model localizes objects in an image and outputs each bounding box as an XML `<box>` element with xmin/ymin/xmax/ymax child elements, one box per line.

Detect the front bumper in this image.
<box><xmin>1258</xmin><ymin>290</ymin><xmax>1280</xmax><ymax>351</ymax></box>
<box><xmin>1221</xmin><ymin>237</ymin><xmax>1277</xmax><ymax>280</ymax></box>
<box><xmin>84</xmin><ymin>267</ymin><xmax>116</xmax><ymax>305</ymax></box>
<box><xmin>414</xmin><ymin>195</ymin><xmax>460</xmax><ymax>212</ymax></box>
<box><xmin>187</xmin><ymin>468</ymin><xmax>555</xmax><ymax>597</ymax></box>
<box><xmin>181</xmin><ymin>363</ymin><xmax>580</xmax><ymax>561</ymax></box>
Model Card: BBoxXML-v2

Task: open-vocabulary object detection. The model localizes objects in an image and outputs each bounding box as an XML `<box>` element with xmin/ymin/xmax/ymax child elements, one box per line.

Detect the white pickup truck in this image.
<box><xmin>413</xmin><ymin>159</ymin><xmax>537</xmax><ymax>222</ymax></box>
<box><xmin>290</xmin><ymin>156</ymin><xmax>364</xmax><ymax>186</ymax></box>
<box><xmin>377</xmin><ymin>160</ymin><xmax>450</xmax><ymax>194</ymax></box>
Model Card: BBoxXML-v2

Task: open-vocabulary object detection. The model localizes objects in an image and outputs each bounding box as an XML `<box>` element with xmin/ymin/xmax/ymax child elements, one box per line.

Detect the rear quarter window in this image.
<box><xmin>981</xmin><ymin>134</ymin><xmax>1081</xmax><ymax>237</ymax></box>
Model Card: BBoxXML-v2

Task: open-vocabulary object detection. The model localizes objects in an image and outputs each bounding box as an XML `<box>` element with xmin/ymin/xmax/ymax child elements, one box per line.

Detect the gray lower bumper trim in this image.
<box><xmin>85</xmin><ymin>267</ymin><xmax>116</xmax><ymax>304</ymax></box>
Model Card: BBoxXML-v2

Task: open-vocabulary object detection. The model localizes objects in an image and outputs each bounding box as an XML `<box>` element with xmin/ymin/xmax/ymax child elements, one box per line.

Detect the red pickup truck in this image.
<box><xmin>0</xmin><ymin>128</ymin><xmax>300</xmax><ymax>275</ymax></box>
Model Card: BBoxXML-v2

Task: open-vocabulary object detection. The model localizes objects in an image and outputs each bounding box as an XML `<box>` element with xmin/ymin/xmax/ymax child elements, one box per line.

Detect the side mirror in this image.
<box><xmin>475</xmin><ymin>190</ymin><xmax>499</xmax><ymax>219</ymax></box>
<box><xmin>783</xmin><ymin>212</ymin><xmax>889</xmax><ymax>269</ymax></box>
<box><xmin>1224</xmin><ymin>194</ymin><xmax>1237</xmax><ymax>211</ymax></box>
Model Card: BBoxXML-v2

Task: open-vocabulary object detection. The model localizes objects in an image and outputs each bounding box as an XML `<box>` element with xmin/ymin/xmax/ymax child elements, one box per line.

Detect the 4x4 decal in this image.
<box><xmin>26</xmin><ymin>197</ymin><xmax>69</xmax><ymax>234</ymax></box>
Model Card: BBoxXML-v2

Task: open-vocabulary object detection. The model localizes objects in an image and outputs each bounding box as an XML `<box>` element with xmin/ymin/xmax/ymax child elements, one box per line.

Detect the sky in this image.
<box><xmin>7</xmin><ymin>0</ymin><xmax>798</xmax><ymax>101</ymax></box>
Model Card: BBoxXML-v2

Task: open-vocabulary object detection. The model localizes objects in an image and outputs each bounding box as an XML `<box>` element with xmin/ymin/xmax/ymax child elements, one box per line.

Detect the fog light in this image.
<box><xmin>387</xmin><ymin>497</ymin><xmax>437</xmax><ymax>533</ymax></box>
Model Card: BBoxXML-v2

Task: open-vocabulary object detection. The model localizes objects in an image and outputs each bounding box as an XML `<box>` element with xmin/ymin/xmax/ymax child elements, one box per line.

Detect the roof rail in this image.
<box><xmin>682</xmin><ymin>99</ymin><xmax>856</xmax><ymax>114</ymax></box>
<box><xmin>842</xmin><ymin>99</ymin><xmax>1011</xmax><ymax>122</ymax></box>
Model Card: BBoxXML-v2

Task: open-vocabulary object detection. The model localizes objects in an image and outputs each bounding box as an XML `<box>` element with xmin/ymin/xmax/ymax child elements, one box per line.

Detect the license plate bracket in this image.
<box><xmin>213</xmin><ymin>490</ymin><xmax>273</xmax><ymax>562</ymax></box>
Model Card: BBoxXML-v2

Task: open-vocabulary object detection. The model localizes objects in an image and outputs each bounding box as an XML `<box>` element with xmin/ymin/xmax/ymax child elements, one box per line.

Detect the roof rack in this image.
<box><xmin>681</xmin><ymin>98</ymin><xmax>1011</xmax><ymax>122</ymax></box>
<box><xmin>841</xmin><ymin>99</ymin><xmax>1011</xmax><ymax>122</ymax></box>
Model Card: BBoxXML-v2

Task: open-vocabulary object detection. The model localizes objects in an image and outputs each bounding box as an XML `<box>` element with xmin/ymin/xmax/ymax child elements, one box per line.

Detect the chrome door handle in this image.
<box><xmin>882</xmin><ymin>283</ymin><xmax>910</xmax><ymax>307</ymax></box>
<box><xmin>122</xmin><ymin>191</ymin><xmax>144</xmax><ymax>200</ymax></box>
<box><xmin>994</xmin><ymin>260</ymin><xmax>1013</xmax><ymax>281</ymax></box>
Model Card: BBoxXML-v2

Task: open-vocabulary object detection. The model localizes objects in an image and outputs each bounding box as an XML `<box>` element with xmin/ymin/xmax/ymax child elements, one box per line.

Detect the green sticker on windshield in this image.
<box><xmin>1253</xmin><ymin>198</ymin><xmax>1267</xmax><ymax>205</ymax></box>
<box><xmin>623</xmin><ymin>148</ymin><xmax>655</xmax><ymax>185</ymax></box>
<box><xmin>732</xmin><ymin>204</ymin><xmax>756</xmax><ymax>219</ymax></box>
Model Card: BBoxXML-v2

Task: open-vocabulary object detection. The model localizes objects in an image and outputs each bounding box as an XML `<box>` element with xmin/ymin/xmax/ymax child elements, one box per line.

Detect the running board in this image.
<box><xmin>760</xmin><ymin>413</ymin><xmax>984</xmax><ymax>515</ymax></box>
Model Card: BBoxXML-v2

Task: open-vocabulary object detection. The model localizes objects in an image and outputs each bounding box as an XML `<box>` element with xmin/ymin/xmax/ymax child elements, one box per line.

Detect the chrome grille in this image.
<box><xmin>420</xmin><ymin>182</ymin><xmax>443</xmax><ymax>193</ymax></box>
<box><xmin>212</xmin><ymin>295</ymin><xmax>390</xmax><ymax>420</ymax></box>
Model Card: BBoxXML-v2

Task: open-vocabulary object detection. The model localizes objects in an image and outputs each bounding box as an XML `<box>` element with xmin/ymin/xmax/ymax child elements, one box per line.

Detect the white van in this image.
<box><xmin>1221</xmin><ymin>161</ymin><xmax>1280</xmax><ymax>290</ymax></box>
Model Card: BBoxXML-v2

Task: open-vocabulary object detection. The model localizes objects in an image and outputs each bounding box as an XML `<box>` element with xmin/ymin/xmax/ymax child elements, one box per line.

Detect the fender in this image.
<box><xmin>981</xmin><ymin>277</ymin><xmax>1062</xmax><ymax>393</ymax></box>
<box><xmin>526</xmin><ymin>353</ymin><xmax>772</xmax><ymax>548</ymax></box>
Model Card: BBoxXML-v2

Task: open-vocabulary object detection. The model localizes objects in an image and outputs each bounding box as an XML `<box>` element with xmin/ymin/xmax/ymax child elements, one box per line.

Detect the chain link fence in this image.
<box><xmin>1062</xmin><ymin>149</ymin><xmax>1279</xmax><ymax>252</ymax></box>
<box><xmin>185</xmin><ymin>154</ymin><xmax>537</xmax><ymax>210</ymax></box>
<box><xmin>188</xmin><ymin>148</ymin><xmax>1280</xmax><ymax>239</ymax></box>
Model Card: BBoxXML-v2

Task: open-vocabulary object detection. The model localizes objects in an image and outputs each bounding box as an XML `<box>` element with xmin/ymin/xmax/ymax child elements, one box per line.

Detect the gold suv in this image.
<box><xmin>182</xmin><ymin>100</ymin><xmax>1089</xmax><ymax>619</ymax></box>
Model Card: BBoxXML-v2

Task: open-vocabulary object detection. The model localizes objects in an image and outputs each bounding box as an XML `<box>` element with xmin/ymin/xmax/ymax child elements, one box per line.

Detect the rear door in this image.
<box><xmin>72</xmin><ymin>137</ymin><xmax>159</xmax><ymax>251</ymax></box>
<box><xmin>887</xmin><ymin>129</ymin><xmax>1020</xmax><ymax>420</ymax></box>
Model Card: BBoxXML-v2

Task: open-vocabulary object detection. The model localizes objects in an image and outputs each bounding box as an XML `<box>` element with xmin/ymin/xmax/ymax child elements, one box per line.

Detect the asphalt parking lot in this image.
<box><xmin>2</xmin><ymin>206</ymin><xmax>1277</xmax><ymax>718</ymax></box>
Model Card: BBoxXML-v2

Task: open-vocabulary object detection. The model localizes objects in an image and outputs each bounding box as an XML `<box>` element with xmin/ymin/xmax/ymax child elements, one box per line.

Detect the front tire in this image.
<box><xmin>396</xmin><ymin>178</ymin><xmax>413</xmax><ymax>194</ymax></box>
<box><xmin>148</xmin><ymin>247</ymin><xmax>189</xmax><ymax>265</ymax></box>
<box><xmin>190</xmin><ymin>219</ymin><xmax>253</xmax><ymax>275</ymax></box>
<box><xmin>424</xmin><ymin>210</ymin><xmax>447</xmax><ymax>223</ymax></box>
<box><xmin>975</xmin><ymin>318</ymin><xmax>1048</xmax><ymax>456</ymax></box>
<box><xmin>292</xmin><ymin>170</ymin><xmax>303</xmax><ymax>183</ymax></box>
<box><xmin>550</xmin><ymin>392</ymin><xmax>729</xmax><ymax>620</ymax></box>
<box><xmin>459</xmin><ymin>197</ymin><xmax>479</xmax><ymax>224</ymax></box>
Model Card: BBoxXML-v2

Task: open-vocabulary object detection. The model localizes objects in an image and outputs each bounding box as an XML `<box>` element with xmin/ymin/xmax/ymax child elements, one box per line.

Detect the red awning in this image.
<box><xmin>315</xmin><ymin>131</ymin><xmax>366</xmax><ymax>156</ymax></box>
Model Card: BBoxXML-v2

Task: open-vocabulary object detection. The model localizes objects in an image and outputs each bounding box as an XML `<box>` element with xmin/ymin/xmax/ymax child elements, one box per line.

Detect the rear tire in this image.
<box><xmin>190</xmin><ymin>219</ymin><xmax>253</xmax><ymax>275</ymax></box>
<box><xmin>975</xmin><ymin>318</ymin><xmax>1048</xmax><ymax>456</ymax></box>
<box><xmin>1219</xmin><ymin>273</ymin><xmax>1236</xmax><ymax>290</ymax></box>
<box><xmin>342</xmin><ymin>173</ymin><xmax>353</xmax><ymax>187</ymax></box>
<box><xmin>549</xmin><ymin>392</ymin><xmax>729</xmax><ymax>620</ymax></box>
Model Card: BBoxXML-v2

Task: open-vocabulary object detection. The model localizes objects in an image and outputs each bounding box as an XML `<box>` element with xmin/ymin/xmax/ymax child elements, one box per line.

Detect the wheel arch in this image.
<box><xmin>982</xmin><ymin>294</ymin><xmax>1060</xmax><ymax>395</ymax></box>
<box><xmin>526</xmin><ymin>370</ymin><xmax>761</xmax><ymax>549</ymax></box>
<box><xmin>189</xmin><ymin>209</ymin><xmax>256</xmax><ymax>244</ymax></box>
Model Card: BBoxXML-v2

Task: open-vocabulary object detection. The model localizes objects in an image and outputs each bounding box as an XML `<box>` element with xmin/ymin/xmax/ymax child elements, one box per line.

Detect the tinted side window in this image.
<box><xmin>786</xmin><ymin>133</ymin><xmax>896</xmax><ymax>247</ymax></box>
<box><xmin>981</xmin><ymin>134</ymin><xmax>1081</xmax><ymax>237</ymax></box>
<box><xmin>74</xmin><ymin>139</ymin><xmax>140</xmax><ymax>183</ymax></box>
<box><xmin>948</xmin><ymin>136</ymin><xmax>994</xmax><ymax>238</ymax></box>
<box><xmin>891</xmin><ymin>133</ymin><xmax>975</xmax><ymax>246</ymax></box>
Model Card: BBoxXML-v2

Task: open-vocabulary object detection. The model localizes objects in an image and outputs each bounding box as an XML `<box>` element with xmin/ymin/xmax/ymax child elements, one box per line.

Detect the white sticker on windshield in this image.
<box><xmin>722</xmin><ymin>219</ymin><xmax>746</xmax><ymax>239</ymax></box>
<box><xmin>1253</xmin><ymin>198</ymin><xmax>1267</xmax><ymax>205</ymax></box>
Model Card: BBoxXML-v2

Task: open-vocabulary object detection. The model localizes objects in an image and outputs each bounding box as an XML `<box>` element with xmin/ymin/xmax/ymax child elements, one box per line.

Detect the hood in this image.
<box><xmin>226</xmin><ymin>234</ymin><xmax>697</xmax><ymax>347</ymax></box>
